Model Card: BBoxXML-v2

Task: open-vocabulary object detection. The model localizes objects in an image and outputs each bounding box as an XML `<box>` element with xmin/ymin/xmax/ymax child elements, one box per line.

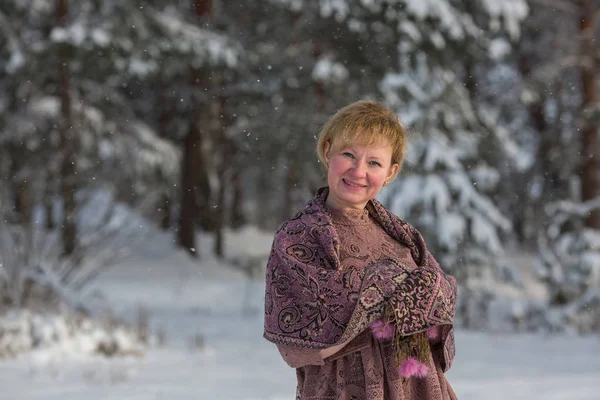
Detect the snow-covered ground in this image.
<box><xmin>1</xmin><ymin>227</ymin><xmax>599</xmax><ymax>400</ymax></box>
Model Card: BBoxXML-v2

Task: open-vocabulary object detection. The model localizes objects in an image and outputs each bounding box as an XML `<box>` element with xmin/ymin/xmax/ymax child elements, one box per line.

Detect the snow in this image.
<box><xmin>320</xmin><ymin>0</ymin><xmax>350</xmax><ymax>21</ymax></box>
<box><xmin>69</xmin><ymin>22</ymin><xmax>87</xmax><ymax>46</ymax></box>
<box><xmin>404</xmin><ymin>0</ymin><xmax>429</xmax><ymax>20</ymax></box>
<box><xmin>312</xmin><ymin>57</ymin><xmax>349</xmax><ymax>83</ymax></box>
<box><xmin>537</xmin><ymin>198</ymin><xmax>600</xmax><ymax>331</ymax></box>
<box><xmin>399</xmin><ymin>20</ymin><xmax>422</xmax><ymax>42</ymax></box>
<box><xmin>1</xmin><ymin>228</ymin><xmax>599</xmax><ymax>399</ymax></box>
<box><xmin>129</xmin><ymin>122</ymin><xmax>180</xmax><ymax>178</ymax></box>
<box><xmin>128</xmin><ymin>58</ymin><xmax>158</xmax><ymax>78</ymax></box>
<box><xmin>381</xmin><ymin>72</ymin><xmax>429</xmax><ymax>104</ymax></box>
<box><xmin>91</xmin><ymin>29</ymin><xmax>110</xmax><ymax>47</ymax></box>
<box><xmin>348</xmin><ymin>18</ymin><xmax>366</xmax><ymax>33</ymax></box>
<box><xmin>6</xmin><ymin>50</ymin><xmax>25</xmax><ymax>74</ymax></box>
<box><xmin>28</xmin><ymin>96</ymin><xmax>61</xmax><ymax>119</ymax></box>
<box><xmin>438</xmin><ymin>213</ymin><xmax>466</xmax><ymax>251</ymax></box>
<box><xmin>49</xmin><ymin>27</ymin><xmax>69</xmax><ymax>43</ymax></box>
<box><xmin>471</xmin><ymin>213</ymin><xmax>503</xmax><ymax>254</ymax></box>
<box><xmin>422</xmin><ymin>138</ymin><xmax>462</xmax><ymax>171</ymax></box>
<box><xmin>430</xmin><ymin>31</ymin><xmax>446</xmax><ymax>49</ymax></box>
<box><xmin>0</xmin><ymin>310</ymin><xmax>144</xmax><ymax>359</ymax></box>
<box><xmin>447</xmin><ymin>171</ymin><xmax>511</xmax><ymax>232</ymax></box>
<box><xmin>422</xmin><ymin>175</ymin><xmax>451</xmax><ymax>214</ymax></box>
<box><xmin>404</xmin><ymin>0</ymin><xmax>464</xmax><ymax>40</ymax></box>
<box><xmin>488</xmin><ymin>38</ymin><xmax>511</xmax><ymax>60</ymax></box>
<box><xmin>151</xmin><ymin>10</ymin><xmax>240</xmax><ymax>68</ymax></box>
<box><xmin>470</xmin><ymin>165</ymin><xmax>500</xmax><ymax>191</ymax></box>
<box><xmin>480</xmin><ymin>0</ymin><xmax>528</xmax><ymax>39</ymax></box>
<box><xmin>389</xmin><ymin>175</ymin><xmax>423</xmax><ymax>218</ymax></box>
<box><xmin>49</xmin><ymin>22</ymin><xmax>88</xmax><ymax>46</ymax></box>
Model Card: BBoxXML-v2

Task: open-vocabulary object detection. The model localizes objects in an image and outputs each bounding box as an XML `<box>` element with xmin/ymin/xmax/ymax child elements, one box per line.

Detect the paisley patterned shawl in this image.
<box><xmin>263</xmin><ymin>187</ymin><xmax>458</xmax><ymax>371</ymax></box>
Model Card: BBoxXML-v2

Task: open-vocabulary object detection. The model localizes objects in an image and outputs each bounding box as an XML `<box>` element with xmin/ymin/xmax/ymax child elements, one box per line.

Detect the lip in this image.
<box><xmin>342</xmin><ymin>178</ymin><xmax>367</xmax><ymax>190</ymax></box>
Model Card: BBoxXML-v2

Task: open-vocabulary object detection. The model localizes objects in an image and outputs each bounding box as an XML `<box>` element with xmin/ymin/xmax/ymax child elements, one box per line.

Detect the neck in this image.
<box><xmin>324</xmin><ymin>191</ymin><xmax>367</xmax><ymax>211</ymax></box>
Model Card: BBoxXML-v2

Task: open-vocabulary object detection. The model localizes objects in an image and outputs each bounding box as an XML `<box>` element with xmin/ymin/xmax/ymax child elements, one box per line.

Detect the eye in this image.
<box><xmin>369</xmin><ymin>161</ymin><xmax>382</xmax><ymax>167</ymax></box>
<box><xmin>343</xmin><ymin>152</ymin><xmax>355</xmax><ymax>159</ymax></box>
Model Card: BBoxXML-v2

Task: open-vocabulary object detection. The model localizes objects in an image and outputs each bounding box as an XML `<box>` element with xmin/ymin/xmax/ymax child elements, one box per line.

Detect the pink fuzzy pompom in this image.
<box><xmin>369</xmin><ymin>320</ymin><xmax>394</xmax><ymax>341</ymax></box>
<box><xmin>399</xmin><ymin>357</ymin><xmax>429</xmax><ymax>378</ymax></box>
<box><xmin>427</xmin><ymin>326</ymin><xmax>441</xmax><ymax>342</ymax></box>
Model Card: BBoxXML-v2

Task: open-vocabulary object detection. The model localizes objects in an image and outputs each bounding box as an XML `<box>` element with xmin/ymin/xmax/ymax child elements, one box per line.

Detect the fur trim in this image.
<box><xmin>369</xmin><ymin>320</ymin><xmax>394</xmax><ymax>341</ymax></box>
<box><xmin>427</xmin><ymin>326</ymin><xmax>441</xmax><ymax>342</ymax></box>
<box><xmin>399</xmin><ymin>357</ymin><xmax>429</xmax><ymax>378</ymax></box>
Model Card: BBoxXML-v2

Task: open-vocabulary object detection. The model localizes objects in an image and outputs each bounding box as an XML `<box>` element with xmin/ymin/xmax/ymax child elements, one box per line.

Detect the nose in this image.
<box><xmin>349</xmin><ymin>160</ymin><xmax>367</xmax><ymax>178</ymax></box>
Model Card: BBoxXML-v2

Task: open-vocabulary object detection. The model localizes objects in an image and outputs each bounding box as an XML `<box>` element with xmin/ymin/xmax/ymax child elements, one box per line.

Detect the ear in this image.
<box><xmin>387</xmin><ymin>163</ymin><xmax>400</xmax><ymax>181</ymax></box>
<box><xmin>324</xmin><ymin>140</ymin><xmax>332</xmax><ymax>163</ymax></box>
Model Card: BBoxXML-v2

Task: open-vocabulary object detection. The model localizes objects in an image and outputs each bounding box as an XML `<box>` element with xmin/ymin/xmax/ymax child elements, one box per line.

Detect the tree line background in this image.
<box><xmin>1</xmin><ymin>0</ymin><xmax>599</xmax><ymax>332</ymax></box>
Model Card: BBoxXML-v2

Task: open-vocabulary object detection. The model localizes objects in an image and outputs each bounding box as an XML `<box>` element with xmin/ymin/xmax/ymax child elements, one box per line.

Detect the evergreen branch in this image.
<box><xmin>0</xmin><ymin>9</ymin><xmax>25</xmax><ymax>69</ymax></box>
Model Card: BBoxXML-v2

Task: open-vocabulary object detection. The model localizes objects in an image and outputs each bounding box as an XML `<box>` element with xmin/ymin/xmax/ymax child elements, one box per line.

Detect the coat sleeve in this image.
<box><xmin>277</xmin><ymin>329</ymin><xmax>372</xmax><ymax>368</ymax></box>
<box><xmin>276</xmin><ymin>344</ymin><xmax>325</xmax><ymax>368</ymax></box>
<box><xmin>426</xmin><ymin>251</ymin><xmax>457</xmax><ymax>372</ymax></box>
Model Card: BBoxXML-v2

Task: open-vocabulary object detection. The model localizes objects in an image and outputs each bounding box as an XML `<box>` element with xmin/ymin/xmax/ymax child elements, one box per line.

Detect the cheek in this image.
<box><xmin>326</xmin><ymin>165</ymin><xmax>338</xmax><ymax>185</ymax></box>
<box><xmin>369</xmin><ymin>171</ymin><xmax>388</xmax><ymax>187</ymax></box>
<box><xmin>327</xmin><ymin>159</ymin><xmax>346</xmax><ymax>179</ymax></box>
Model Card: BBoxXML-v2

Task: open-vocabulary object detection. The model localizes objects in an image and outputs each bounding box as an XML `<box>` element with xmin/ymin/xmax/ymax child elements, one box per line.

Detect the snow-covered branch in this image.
<box><xmin>0</xmin><ymin>9</ymin><xmax>25</xmax><ymax>72</ymax></box>
<box><xmin>536</xmin><ymin>196</ymin><xmax>600</xmax><ymax>332</ymax></box>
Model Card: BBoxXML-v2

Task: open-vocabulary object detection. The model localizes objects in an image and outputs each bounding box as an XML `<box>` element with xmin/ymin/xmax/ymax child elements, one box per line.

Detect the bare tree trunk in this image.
<box><xmin>14</xmin><ymin>180</ymin><xmax>31</xmax><ymax>225</ymax></box>
<box><xmin>212</xmin><ymin>137</ymin><xmax>226</xmax><ymax>258</ymax></box>
<box><xmin>159</xmin><ymin>194</ymin><xmax>171</xmax><ymax>231</ymax></box>
<box><xmin>536</xmin><ymin>79</ymin><xmax>567</xmax><ymax>202</ymax></box>
<box><xmin>212</xmin><ymin>94</ymin><xmax>232</xmax><ymax>258</ymax></box>
<box><xmin>579</xmin><ymin>0</ymin><xmax>600</xmax><ymax>228</ymax></box>
<box><xmin>464</xmin><ymin>56</ymin><xmax>477</xmax><ymax>100</ymax></box>
<box><xmin>193</xmin><ymin>0</ymin><xmax>212</xmax><ymax>15</ymax></box>
<box><xmin>178</xmin><ymin>119</ymin><xmax>202</xmax><ymax>256</ymax></box>
<box><xmin>515</xmin><ymin>26</ymin><xmax>564</xmax><ymax>245</ymax></box>
<box><xmin>314</xmin><ymin>81</ymin><xmax>327</xmax><ymax>111</ymax></box>
<box><xmin>176</xmin><ymin>0</ymin><xmax>214</xmax><ymax>256</ymax></box>
<box><xmin>158</xmin><ymin>79</ymin><xmax>175</xmax><ymax>231</ymax></box>
<box><xmin>195</xmin><ymin>138</ymin><xmax>214</xmax><ymax>232</ymax></box>
<box><xmin>192</xmin><ymin>0</ymin><xmax>217</xmax><ymax>233</ymax></box>
<box><xmin>256</xmin><ymin>167</ymin><xmax>270</xmax><ymax>230</ymax></box>
<box><xmin>7</xmin><ymin>144</ymin><xmax>31</xmax><ymax>224</ymax></box>
<box><xmin>56</xmin><ymin>0</ymin><xmax>77</xmax><ymax>255</ymax></box>
<box><xmin>213</xmin><ymin>174</ymin><xmax>225</xmax><ymax>258</ymax></box>
<box><xmin>196</xmin><ymin>97</ymin><xmax>218</xmax><ymax>233</ymax></box>
<box><xmin>229</xmin><ymin>164</ymin><xmax>245</xmax><ymax>229</ymax></box>
<box><xmin>44</xmin><ymin>176</ymin><xmax>55</xmax><ymax>230</ymax></box>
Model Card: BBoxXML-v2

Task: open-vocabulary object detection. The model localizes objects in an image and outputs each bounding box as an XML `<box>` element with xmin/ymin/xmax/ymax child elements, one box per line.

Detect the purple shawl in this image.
<box><xmin>263</xmin><ymin>187</ymin><xmax>457</xmax><ymax>371</ymax></box>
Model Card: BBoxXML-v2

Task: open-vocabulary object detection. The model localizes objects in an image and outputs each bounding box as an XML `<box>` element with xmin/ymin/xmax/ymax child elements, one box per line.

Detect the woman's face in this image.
<box><xmin>324</xmin><ymin>138</ymin><xmax>399</xmax><ymax>211</ymax></box>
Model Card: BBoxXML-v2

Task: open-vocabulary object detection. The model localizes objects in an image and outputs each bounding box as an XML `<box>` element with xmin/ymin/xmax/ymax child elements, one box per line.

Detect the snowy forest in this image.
<box><xmin>1</xmin><ymin>0</ymin><xmax>600</xmax><ymax>399</ymax></box>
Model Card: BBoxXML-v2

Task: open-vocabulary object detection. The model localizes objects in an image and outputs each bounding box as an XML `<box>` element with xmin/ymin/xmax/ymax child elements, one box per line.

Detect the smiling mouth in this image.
<box><xmin>343</xmin><ymin>178</ymin><xmax>366</xmax><ymax>188</ymax></box>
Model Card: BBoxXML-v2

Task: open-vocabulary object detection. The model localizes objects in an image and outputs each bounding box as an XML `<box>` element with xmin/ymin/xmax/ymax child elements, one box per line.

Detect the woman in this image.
<box><xmin>264</xmin><ymin>101</ymin><xmax>458</xmax><ymax>399</ymax></box>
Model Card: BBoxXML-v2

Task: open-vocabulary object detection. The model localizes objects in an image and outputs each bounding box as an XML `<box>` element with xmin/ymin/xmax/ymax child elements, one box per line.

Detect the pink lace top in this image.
<box><xmin>276</xmin><ymin>207</ymin><xmax>457</xmax><ymax>400</ymax></box>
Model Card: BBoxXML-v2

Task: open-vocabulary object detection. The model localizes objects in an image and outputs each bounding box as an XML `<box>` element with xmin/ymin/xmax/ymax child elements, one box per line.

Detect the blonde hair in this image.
<box><xmin>316</xmin><ymin>100</ymin><xmax>407</xmax><ymax>183</ymax></box>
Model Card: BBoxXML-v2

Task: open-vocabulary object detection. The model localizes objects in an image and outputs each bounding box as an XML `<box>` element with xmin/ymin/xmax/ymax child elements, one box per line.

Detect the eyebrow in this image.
<box><xmin>345</xmin><ymin>146</ymin><xmax>385</xmax><ymax>162</ymax></box>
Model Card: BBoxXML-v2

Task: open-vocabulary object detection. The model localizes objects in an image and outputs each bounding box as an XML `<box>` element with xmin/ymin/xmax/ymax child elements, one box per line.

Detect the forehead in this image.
<box><xmin>331</xmin><ymin>129</ymin><xmax>392</xmax><ymax>150</ymax></box>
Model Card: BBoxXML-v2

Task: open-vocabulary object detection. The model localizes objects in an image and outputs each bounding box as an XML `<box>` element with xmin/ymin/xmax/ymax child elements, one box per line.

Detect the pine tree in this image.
<box><xmin>530</xmin><ymin>0</ymin><xmax>600</xmax><ymax>333</ymax></box>
<box><xmin>271</xmin><ymin>0</ymin><xmax>528</xmax><ymax>327</ymax></box>
<box><xmin>0</xmin><ymin>1</ymin><xmax>243</xmax><ymax>307</ymax></box>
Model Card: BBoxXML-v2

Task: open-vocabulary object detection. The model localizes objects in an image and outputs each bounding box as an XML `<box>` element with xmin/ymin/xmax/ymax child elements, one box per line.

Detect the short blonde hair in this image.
<box><xmin>316</xmin><ymin>100</ymin><xmax>407</xmax><ymax>182</ymax></box>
